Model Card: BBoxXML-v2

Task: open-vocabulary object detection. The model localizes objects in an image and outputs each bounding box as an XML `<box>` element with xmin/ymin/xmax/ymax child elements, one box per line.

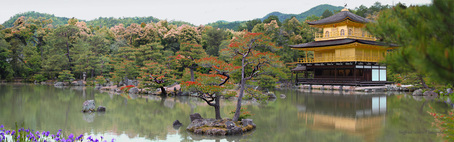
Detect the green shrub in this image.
<box><xmin>230</xmin><ymin>107</ymin><xmax>253</xmax><ymax>120</ymax></box>
<box><xmin>57</xmin><ymin>70</ymin><xmax>75</xmax><ymax>83</ymax></box>
<box><xmin>95</xmin><ymin>75</ymin><xmax>106</xmax><ymax>85</ymax></box>
<box><xmin>258</xmin><ymin>75</ymin><xmax>278</xmax><ymax>89</ymax></box>
<box><xmin>33</xmin><ymin>74</ymin><xmax>47</xmax><ymax>82</ymax></box>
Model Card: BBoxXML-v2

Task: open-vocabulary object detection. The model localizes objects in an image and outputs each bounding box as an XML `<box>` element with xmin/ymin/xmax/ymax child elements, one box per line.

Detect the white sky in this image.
<box><xmin>0</xmin><ymin>0</ymin><xmax>431</xmax><ymax>25</ymax></box>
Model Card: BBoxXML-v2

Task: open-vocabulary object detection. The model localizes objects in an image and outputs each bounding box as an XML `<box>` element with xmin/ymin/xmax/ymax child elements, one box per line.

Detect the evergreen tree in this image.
<box><xmin>367</xmin><ymin>0</ymin><xmax>454</xmax><ymax>84</ymax></box>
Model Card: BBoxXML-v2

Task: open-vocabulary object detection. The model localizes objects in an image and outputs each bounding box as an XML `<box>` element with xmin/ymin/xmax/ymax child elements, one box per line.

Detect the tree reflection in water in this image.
<box><xmin>0</xmin><ymin>84</ymin><xmax>450</xmax><ymax>142</ymax></box>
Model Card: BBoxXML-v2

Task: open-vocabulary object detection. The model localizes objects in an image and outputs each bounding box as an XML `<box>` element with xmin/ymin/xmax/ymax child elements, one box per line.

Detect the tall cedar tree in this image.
<box><xmin>175</xmin><ymin>43</ymin><xmax>207</xmax><ymax>81</ymax></box>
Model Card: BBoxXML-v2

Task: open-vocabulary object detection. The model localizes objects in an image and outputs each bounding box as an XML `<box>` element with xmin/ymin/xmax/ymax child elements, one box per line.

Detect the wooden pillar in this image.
<box><xmin>354</xmin><ymin>67</ymin><xmax>357</xmax><ymax>82</ymax></box>
<box><xmin>291</xmin><ymin>72</ymin><xmax>294</xmax><ymax>85</ymax></box>
<box><xmin>305</xmin><ymin>51</ymin><xmax>308</xmax><ymax>63</ymax></box>
<box><xmin>296</xmin><ymin>71</ymin><xmax>298</xmax><ymax>84</ymax></box>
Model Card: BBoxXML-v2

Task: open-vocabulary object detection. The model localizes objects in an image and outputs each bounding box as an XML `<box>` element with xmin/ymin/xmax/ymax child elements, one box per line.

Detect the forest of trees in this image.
<box><xmin>0</xmin><ymin>1</ymin><xmax>448</xmax><ymax>90</ymax></box>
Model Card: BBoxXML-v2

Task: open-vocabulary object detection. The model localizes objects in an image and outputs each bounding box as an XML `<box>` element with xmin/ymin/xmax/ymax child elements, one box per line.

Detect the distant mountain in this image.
<box><xmin>205</xmin><ymin>20</ymin><xmax>244</xmax><ymax>30</ymax></box>
<box><xmin>261</xmin><ymin>4</ymin><xmax>344</xmax><ymax>22</ymax></box>
<box><xmin>207</xmin><ymin>4</ymin><xmax>343</xmax><ymax>30</ymax></box>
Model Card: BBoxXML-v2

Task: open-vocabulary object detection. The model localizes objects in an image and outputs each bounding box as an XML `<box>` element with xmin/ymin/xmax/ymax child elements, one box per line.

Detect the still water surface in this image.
<box><xmin>0</xmin><ymin>84</ymin><xmax>449</xmax><ymax>142</ymax></box>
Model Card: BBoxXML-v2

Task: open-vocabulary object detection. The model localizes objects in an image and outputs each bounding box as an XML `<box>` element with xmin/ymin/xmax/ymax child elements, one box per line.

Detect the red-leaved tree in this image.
<box><xmin>224</xmin><ymin>32</ymin><xmax>282</xmax><ymax>121</ymax></box>
<box><xmin>181</xmin><ymin>57</ymin><xmax>239</xmax><ymax>119</ymax></box>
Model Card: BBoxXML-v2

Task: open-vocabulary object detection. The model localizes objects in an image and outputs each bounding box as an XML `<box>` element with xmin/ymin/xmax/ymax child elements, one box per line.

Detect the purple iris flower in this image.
<box><xmin>25</xmin><ymin>129</ymin><xmax>29</xmax><ymax>133</ymax></box>
<box><xmin>68</xmin><ymin>133</ymin><xmax>74</xmax><ymax>139</ymax></box>
<box><xmin>36</xmin><ymin>131</ymin><xmax>40</xmax><ymax>135</ymax></box>
<box><xmin>111</xmin><ymin>138</ymin><xmax>115</xmax><ymax>142</ymax></box>
<box><xmin>11</xmin><ymin>130</ymin><xmax>15</xmax><ymax>135</ymax></box>
<box><xmin>76</xmin><ymin>134</ymin><xmax>83</xmax><ymax>140</ymax></box>
<box><xmin>0</xmin><ymin>125</ymin><xmax>3</xmax><ymax>128</ymax></box>
<box><xmin>6</xmin><ymin>130</ymin><xmax>10</xmax><ymax>134</ymax></box>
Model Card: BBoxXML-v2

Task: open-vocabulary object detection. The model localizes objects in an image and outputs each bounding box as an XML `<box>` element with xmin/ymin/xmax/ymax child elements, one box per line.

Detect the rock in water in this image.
<box><xmin>97</xmin><ymin>106</ymin><xmax>106</xmax><ymax>112</ymax></box>
<box><xmin>173</xmin><ymin>120</ymin><xmax>183</xmax><ymax>129</ymax></box>
<box><xmin>241</xmin><ymin>119</ymin><xmax>256</xmax><ymax>127</ymax></box>
<box><xmin>412</xmin><ymin>89</ymin><xmax>423</xmax><ymax>96</ymax></box>
<box><xmin>78</xmin><ymin>80</ymin><xmax>84</xmax><ymax>86</ymax></box>
<box><xmin>267</xmin><ymin>92</ymin><xmax>277</xmax><ymax>99</ymax></box>
<box><xmin>129</xmin><ymin>87</ymin><xmax>139</xmax><ymax>94</ymax></box>
<box><xmin>82</xmin><ymin>100</ymin><xmax>96</xmax><ymax>113</ymax></box>
<box><xmin>190</xmin><ymin>113</ymin><xmax>203</xmax><ymax>122</ymax></box>
<box><xmin>54</xmin><ymin>82</ymin><xmax>64</xmax><ymax>86</ymax></box>
<box><xmin>423</xmin><ymin>90</ymin><xmax>438</xmax><ymax>96</ymax></box>
<box><xmin>280</xmin><ymin>94</ymin><xmax>286</xmax><ymax>99</ymax></box>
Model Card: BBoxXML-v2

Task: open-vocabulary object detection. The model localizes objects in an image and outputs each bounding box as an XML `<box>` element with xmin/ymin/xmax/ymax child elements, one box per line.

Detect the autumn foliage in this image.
<box><xmin>427</xmin><ymin>104</ymin><xmax>454</xmax><ymax>141</ymax></box>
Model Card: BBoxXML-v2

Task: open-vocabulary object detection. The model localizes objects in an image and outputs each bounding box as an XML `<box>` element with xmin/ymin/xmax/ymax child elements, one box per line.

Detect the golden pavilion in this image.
<box><xmin>290</xmin><ymin>8</ymin><xmax>397</xmax><ymax>86</ymax></box>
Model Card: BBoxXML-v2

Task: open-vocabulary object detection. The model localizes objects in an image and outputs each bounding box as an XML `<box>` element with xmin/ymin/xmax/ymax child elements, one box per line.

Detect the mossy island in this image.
<box><xmin>185</xmin><ymin>113</ymin><xmax>256</xmax><ymax>136</ymax></box>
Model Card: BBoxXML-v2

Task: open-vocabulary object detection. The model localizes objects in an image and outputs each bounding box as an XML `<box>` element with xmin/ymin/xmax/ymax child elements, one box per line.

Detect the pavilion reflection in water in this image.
<box><xmin>296</xmin><ymin>94</ymin><xmax>386</xmax><ymax>141</ymax></box>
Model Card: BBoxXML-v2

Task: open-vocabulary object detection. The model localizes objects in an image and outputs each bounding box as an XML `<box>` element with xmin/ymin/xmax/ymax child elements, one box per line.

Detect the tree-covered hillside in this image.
<box><xmin>2</xmin><ymin>11</ymin><xmax>71</xmax><ymax>28</ymax></box>
<box><xmin>261</xmin><ymin>4</ymin><xmax>343</xmax><ymax>22</ymax></box>
<box><xmin>206</xmin><ymin>4</ymin><xmax>343</xmax><ymax>30</ymax></box>
<box><xmin>1</xmin><ymin>11</ymin><xmax>192</xmax><ymax>28</ymax></box>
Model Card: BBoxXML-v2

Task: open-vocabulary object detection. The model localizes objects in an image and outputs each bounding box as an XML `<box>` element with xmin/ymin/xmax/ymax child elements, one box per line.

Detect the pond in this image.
<box><xmin>0</xmin><ymin>83</ymin><xmax>449</xmax><ymax>142</ymax></box>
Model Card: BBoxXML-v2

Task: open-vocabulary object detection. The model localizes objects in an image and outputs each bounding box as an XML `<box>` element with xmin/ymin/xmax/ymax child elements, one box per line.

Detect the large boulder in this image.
<box><xmin>190</xmin><ymin>113</ymin><xmax>203</xmax><ymax>122</ymax></box>
<box><xmin>187</xmin><ymin>119</ymin><xmax>206</xmax><ymax>131</ymax></box>
<box><xmin>82</xmin><ymin>100</ymin><xmax>96</xmax><ymax>113</ymax></box>
<box><xmin>412</xmin><ymin>89</ymin><xmax>423</xmax><ymax>96</ymax></box>
<box><xmin>129</xmin><ymin>87</ymin><xmax>139</xmax><ymax>94</ymax></box>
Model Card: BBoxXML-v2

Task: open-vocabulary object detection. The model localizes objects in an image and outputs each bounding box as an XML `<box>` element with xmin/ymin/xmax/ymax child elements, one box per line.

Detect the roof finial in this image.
<box><xmin>341</xmin><ymin>3</ymin><xmax>349</xmax><ymax>12</ymax></box>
